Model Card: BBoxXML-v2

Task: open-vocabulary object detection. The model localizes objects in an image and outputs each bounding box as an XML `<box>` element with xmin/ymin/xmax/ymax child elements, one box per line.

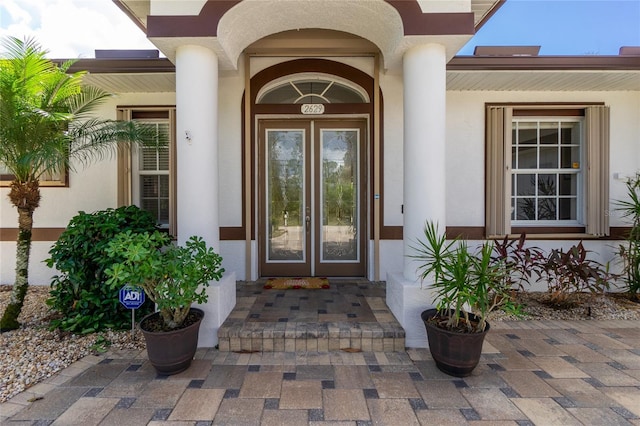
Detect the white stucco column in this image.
<box><xmin>387</xmin><ymin>43</ymin><xmax>447</xmax><ymax>347</ymax></box>
<box><xmin>176</xmin><ymin>45</ymin><xmax>236</xmax><ymax>348</ymax></box>
<box><xmin>175</xmin><ymin>44</ymin><xmax>220</xmax><ymax>250</ymax></box>
<box><xmin>402</xmin><ymin>43</ymin><xmax>447</xmax><ymax>281</ymax></box>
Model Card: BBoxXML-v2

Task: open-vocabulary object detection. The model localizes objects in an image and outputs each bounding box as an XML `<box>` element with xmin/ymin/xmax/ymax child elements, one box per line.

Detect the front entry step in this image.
<box><xmin>217</xmin><ymin>280</ymin><xmax>406</xmax><ymax>352</ymax></box>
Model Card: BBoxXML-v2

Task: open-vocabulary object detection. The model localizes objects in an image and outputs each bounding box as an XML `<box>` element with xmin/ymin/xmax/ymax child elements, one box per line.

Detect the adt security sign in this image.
<box><xmin>119</xmin><ymin>285</ymin><xmax>145</xmax><ymax>309</ymax></box>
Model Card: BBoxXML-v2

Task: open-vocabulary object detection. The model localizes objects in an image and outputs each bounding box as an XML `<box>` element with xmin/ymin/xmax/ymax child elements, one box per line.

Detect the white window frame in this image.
<box><xmin>256</xmin><ymin>72</ymin><xmax>370</xmax><ymax>104</ymax></box>
<box><xmin>511</xmin><ymin>117</ymin><xmax>584</xmax><ymax>227</ymax></box>
<box><xmin>117</xmin><ymin>107</ymin><xmax>176</xmax><ymax>236</ymax></box>
<box><xmin>132</xmin><ymin>119</ymin><xmax>171</xmax><ymax>230</ymax></box>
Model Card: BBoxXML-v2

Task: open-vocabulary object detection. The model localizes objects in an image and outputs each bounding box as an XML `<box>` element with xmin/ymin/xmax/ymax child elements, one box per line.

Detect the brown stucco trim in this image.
<box><xmin>0</xmin><ymin>227</ymin><xmax>246</xmax><ymax>241</ymax></box>
<box><xmin>145</xmin><ymin>0</ymin><xmax>474</xmax><ymax>38</ymax></box>
<box><xmin>220</xmin><ymin>226</ymin><xmax>245</xmax><ymax>240</ymax></box>
<box><xmin>147</xmin><ymin>1</ymin><xmax>240</xmax><ymax>38</ymax></box>
<box><xmin>3</xmin><ymin>226</ymin><xmax>628</xmax><ymax>242</ymax></box>
<box><xmin>0</xmin><ymin>228</ymin><xmax>65</xmax><ymax>242</ymax></box>
<box><xmin>446</xmin><ymin>226</ymin><xmax>485</xmax><ymax>240</ymax></box>
<box><xmin>0</xmin><ymin>226</ymin><xmax>265</xmax><ymax>242</ymax></box>
<box><xmin>381</xmin><ymin>226</ymin><xmax>403</xmax><ymax>240</ymax></box>
<box><xmin>610</xmin><ymin>227</ymin><xmax>636</xmax><ymax>240</ymax></box>
<box><xmin>250</xmin><ymin>59</ymin><xmax>375</xmax><ymax>104</ymax></box>
<box><xmin>448</xmin><ymin>55</ymin><xmax>640</xmax><ymax>71</ymax></box>
<box><xmin>386</xmin><ymin>2</ymin><xmax>475</xmax><ymax>35</ymax></box>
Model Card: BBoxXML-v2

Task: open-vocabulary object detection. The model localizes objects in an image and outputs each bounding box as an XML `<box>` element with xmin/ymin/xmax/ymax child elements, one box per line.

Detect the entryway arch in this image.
<box><xmin>247</xmin><ymin>59</ymin><xmax>379</xmax><ymax>278</ymax></box>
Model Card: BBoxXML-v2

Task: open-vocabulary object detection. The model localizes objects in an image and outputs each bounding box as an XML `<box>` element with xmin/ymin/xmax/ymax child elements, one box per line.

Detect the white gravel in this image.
<box><xmin>488</xmin><ymin>291</ymin><xmax>640</xmax><ymax>321</ymax></box>
<box><xmin>0</xmin><ymin>285</ymin><xmax>145</xmax><ymax>403</ymax></box>
<box><xmin>1</xmin><ymin>284</ymin><xmax>639</xmax><ymax>403</ymax></box>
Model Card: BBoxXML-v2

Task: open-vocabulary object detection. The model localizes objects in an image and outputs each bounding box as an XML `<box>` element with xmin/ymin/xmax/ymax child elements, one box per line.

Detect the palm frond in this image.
<box><xmin>1</xmin><ymin>36</ymin><xmax>165</xmax><ymax>180</ymax></box>
<box><xmin>68</xmin><ymin>119</ymin><xmax>164</xmax><ymax>169</ymax></box>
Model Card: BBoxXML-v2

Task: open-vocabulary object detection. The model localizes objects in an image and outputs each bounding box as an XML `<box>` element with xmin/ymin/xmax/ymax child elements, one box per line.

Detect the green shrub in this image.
<box><xmin>536</xmin><ymin>242</ymin><xmax>613</xmax><ymax>307</ymax></box>
<box><xmin>45</xmin><ymin>205</ymin><xmax>158</xmax><ymax>333</ymax></box>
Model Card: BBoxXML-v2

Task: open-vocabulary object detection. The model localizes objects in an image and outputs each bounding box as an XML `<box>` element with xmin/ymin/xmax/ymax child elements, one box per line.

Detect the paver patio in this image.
<box><xmin>2</xmin><ymin>318</ymin><xmax>639</xmax><ymax>425</ymax></box>
<box><xmin>2</xmin><ymin>281</ymin><xmax>640</xmax><ymax>425</ymax></box>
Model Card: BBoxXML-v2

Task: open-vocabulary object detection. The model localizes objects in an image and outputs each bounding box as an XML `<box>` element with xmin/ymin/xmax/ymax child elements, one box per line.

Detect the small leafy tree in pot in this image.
<box><xmin>105</xmin><ymin>230</ymin><xmax>225</xmax><ymax>331</ymax></box>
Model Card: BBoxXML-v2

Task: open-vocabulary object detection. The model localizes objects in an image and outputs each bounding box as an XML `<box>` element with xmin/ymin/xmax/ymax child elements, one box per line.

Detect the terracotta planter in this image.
<box><xmin>421</xmin><ymin>308</ymin><xmax>490</xmax><ymax>377</ymax></box>
<box><xmin>140</xmin><ymin>308</ymin><xmax>204</xmax><ymax>375</ymax></box>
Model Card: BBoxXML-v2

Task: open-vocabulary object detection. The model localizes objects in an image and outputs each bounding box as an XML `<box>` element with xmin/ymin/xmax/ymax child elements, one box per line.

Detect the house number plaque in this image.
<box><xmin>301</xmin><ymin>104</ymin><xmax>325</xmax><ymax>115</ymax></box>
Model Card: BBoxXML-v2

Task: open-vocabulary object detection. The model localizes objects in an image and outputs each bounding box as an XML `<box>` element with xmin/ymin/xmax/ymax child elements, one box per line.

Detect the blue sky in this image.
<box><xmin>460</xmin><ymin>0</ymin><xmax>640</xmax><ymax>55</ymax></box>
<box><xmin>1</xmin><ymin>0</ymin><xmax>639</xmax><ymax>58</ymax></box>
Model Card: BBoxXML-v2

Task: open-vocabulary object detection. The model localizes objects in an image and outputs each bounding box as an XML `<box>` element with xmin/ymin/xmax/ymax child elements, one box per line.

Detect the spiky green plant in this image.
<box><xmin>410</xmin><ymin>222</ymin><xmax>520</xmax><ymax>332</ymax></box>
<box><xmin>616</xmin><ymin>172</ymin><xmax>640</xmax><ymax>299</ymax></box>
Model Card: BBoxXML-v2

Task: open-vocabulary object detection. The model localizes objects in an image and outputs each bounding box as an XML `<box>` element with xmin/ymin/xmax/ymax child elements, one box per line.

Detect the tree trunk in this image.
<box><xmin>0</xmin><ymin>181</ymin><xmax>40</xmax><ymax>332</ymax></box>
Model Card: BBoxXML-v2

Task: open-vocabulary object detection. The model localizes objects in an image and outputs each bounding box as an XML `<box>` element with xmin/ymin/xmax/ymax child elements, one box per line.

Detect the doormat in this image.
<box><xmin>264</xmin><ymin>277</ymin><xmax>330</xmax><ymax>290</ymax></box>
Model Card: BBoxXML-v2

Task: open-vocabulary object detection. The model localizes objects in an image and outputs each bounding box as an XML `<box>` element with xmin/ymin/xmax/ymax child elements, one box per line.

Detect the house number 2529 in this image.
<box><xmin>301</xmin><ymin>104</ymin><xmax>325</xmax><ymax>115</ymax></box>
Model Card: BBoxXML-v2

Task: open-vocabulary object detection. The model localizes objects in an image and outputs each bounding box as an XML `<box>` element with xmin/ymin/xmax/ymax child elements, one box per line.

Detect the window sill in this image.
<box><xmin>490</xmin><ymin>233</ymin><xmax>599</xmax><ymax>240</ymax></box>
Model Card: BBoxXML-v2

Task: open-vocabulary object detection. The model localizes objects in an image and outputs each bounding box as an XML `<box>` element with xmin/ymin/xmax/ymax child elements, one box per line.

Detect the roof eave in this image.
<box><xmin>448</xmin><ymin>55</ymin><xmax>640</xmax><ymax>71</ymax></box>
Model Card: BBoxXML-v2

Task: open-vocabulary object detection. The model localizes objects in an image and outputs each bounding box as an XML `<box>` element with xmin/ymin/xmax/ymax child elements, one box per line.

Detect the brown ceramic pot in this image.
<box><xmin>421</xmin><ymin>308</ymin><xmax>490</xmax><ymax>377</ymax></box>
<box><xmin>140</xmin><ymin>308</ymin><xmax>204</xmax><ymax>375</ymax></box>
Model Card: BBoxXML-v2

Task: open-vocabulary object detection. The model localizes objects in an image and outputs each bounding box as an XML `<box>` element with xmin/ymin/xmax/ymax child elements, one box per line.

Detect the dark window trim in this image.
<box><xmin>0</xmin><ymin>172</ymin><xmax>69</xmax><ymax>188</ymax></box>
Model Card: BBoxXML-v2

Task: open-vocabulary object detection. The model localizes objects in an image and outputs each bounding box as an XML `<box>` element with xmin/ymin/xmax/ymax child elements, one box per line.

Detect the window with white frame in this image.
<box><xmin>132</xmin><ymin>120</ymin><xmax>171</xmax><ymax>229</ymax></box>
<box><xmin>117</xmin><ymin>108</ymin><xmax>176</xmax><ymax>235</ymax></box>
<box><xmin>257</xmin><ymin>73</ymin><xmax>369</xmax><ymax>104</ymax></box>
<box><xmin>486</xmin><ymin>105</ymin><xmax>609</xmax><ymax>236</ymax></box>
<box><xmin>511</xmin><ymin>119</ymin><xmax>583</xmax><ymax>224</ymax></box>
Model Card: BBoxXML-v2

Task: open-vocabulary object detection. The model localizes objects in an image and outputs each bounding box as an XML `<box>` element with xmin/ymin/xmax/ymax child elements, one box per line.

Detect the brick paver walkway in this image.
<box><xmin>2</xmin><ymin>319</ymin><xmax>639</xmax><ymax>425</ymax></box>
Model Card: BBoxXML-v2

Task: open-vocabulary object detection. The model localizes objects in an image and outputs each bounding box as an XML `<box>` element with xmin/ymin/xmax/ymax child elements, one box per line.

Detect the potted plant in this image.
<box><xmin>616</xmin><ymin>172</ymin><xmax>640</xmax><ymax>302</ymax></box>
<box><xmin>105</xmin><ymin>230</ymin><xmax>224</xmax><ymax>375</ymax></box>
<box><xmin>411</xmin><ymin>222</ymin><xmax>520</xmax><ymax>377</ymax></box>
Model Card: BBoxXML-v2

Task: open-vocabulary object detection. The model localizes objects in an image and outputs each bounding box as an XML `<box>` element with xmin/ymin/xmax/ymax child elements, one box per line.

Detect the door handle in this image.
<box><xmin>305</xmin><ymin>216</ymin><xmax>310</xmax><ymax>232</ymax></box>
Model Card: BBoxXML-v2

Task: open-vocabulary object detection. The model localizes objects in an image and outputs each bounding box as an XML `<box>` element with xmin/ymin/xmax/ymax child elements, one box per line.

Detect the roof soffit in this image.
<box><xmin>69</xmin><ymin>55</ymin><xmax>640</xmax><ymax>92</ymax></box>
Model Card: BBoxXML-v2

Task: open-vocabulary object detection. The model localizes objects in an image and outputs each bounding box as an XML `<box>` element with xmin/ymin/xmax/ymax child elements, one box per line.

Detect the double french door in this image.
<box><xmin>259</xmin><ymin>119</ymin><xmax>367</xmax><ymax>277</ymax></box>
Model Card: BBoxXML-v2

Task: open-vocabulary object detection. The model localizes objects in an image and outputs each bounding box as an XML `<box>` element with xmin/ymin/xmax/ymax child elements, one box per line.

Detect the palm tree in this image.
<box><xmin>0</xmin><ymin>37</ymin><xmax>162</xmax><ymax>331</ymax></box>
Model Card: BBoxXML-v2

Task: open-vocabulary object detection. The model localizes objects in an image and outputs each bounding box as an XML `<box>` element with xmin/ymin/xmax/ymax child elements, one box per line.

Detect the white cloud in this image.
<box><xmin>0</xmin><ymin>0</ymin><xmax>157</xmax><ymax>58</ymax></box>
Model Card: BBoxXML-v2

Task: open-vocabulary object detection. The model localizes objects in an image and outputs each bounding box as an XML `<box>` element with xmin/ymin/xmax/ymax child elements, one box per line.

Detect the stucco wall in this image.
<box><xmin>0</xmin><ymin>93</ymin><xmax>176</xmax><ymax>285</ymax></box>
<box><xmin>446</xmin><ymin>90</ymin><xmax>640</xmax><ymax>228</ymax></box>
<box><xmin>1</xmin><ymin>66</ymin><xmax>639</xmax><ymax>286</ymax></box>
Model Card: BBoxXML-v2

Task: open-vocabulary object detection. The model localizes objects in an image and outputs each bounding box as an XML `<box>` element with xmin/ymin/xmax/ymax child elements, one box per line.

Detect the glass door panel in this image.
<box><xmin>260</xmin><ymin>121</ymin><xmax>311</xmax><ymax>277</ymax></box>
<box><xmin>259</xmin><ymin>119</ymin><xmax>366</xmax><ymax>277</ymax></box>
<box><xmin>266</xmin><ymin>130</ymin><xmax>305</xmax><ymax>262</ymax></box>
<box><xmin>314</xmin><ymin>120</ymin><xmax>366</xmax><ymax>277</ymax></box>
<box><xmin>320</xmin><ymin>129</ymin><xmax>359</xmax><ymax>262</ymax></box>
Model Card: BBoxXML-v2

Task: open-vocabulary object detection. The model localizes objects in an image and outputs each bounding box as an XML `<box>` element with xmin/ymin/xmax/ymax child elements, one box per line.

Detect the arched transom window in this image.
<box><xmin>257</xmin><ymin>73</ymin><xmax>369</xmax><ymax>104</ymax></box>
